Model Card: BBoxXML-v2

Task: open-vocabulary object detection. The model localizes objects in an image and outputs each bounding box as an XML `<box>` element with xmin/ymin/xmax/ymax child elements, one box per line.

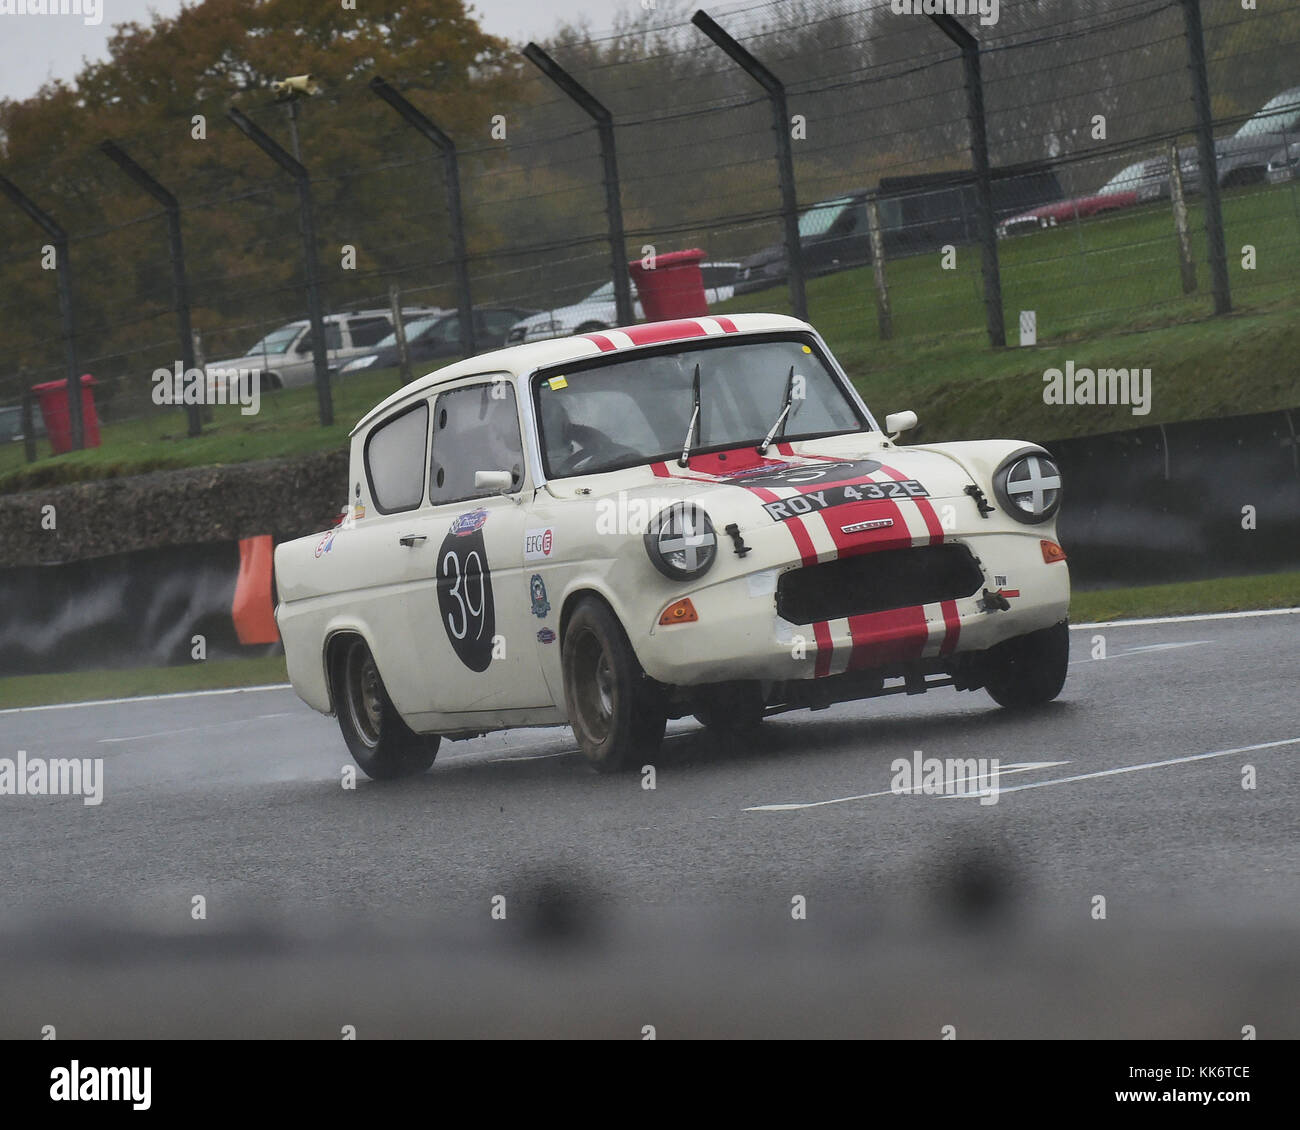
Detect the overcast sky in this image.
<box><xmin>0</xmin><ymin>0</ymin><xmax>615</xmax><ymax>103</ymax></box>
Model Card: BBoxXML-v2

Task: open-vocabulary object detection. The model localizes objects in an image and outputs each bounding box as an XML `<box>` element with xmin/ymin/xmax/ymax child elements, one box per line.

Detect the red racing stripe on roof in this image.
<box><xmin>618</xmin><ymin>320</ymin><xmax>710</xmax><ymax>346</ymax></box>
<box><xmin>582</xmin><ymin>333</ymin><xmax>617</xmax><ymax>351</ymax></box>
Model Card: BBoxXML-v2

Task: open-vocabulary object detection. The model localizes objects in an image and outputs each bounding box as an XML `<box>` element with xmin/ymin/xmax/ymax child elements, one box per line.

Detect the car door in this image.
<box><xmin>405</xmin><ymin>377</ymin><xmax>552</xmax><ymax>717</ymax></box>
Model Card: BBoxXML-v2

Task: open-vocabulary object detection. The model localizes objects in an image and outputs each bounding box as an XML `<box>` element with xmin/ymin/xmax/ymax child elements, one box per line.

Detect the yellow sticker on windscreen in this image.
<box><xmin>548</xmin><ymin>376</ymin><xmax>568</xmax><ymax>390</ymax></box>
<box><xmin>802</xmin><ymin>345</ymin><xmax>812</xmax><ymax>353</ymax></box>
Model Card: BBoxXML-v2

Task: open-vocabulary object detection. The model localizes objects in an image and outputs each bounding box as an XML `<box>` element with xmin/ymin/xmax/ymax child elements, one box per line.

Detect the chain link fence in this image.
<box><xmin>0</xmin><ymin>0</ymin><xmax>1296</xmax><ymax>452</ymax></box>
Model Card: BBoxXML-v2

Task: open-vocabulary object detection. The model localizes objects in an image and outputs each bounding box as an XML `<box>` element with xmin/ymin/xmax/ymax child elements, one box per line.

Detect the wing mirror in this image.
<box><xmin>474</xmin><ymin>470</ymin><xmax>514</xmax><ymax>493</ymax></box>
<box><xmin>884</xmin><ymin>410</ymin><xmax>917</xmax><ymax>440</ymax></box>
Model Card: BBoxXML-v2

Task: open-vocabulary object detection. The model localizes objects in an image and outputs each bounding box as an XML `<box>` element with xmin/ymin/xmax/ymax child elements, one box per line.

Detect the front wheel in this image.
<box><xmin>983</xmin><ymin>620</ymin><xmax>1069</xmax><ymax>708</ymax></box>
<box><xmin>562</xmin><ymin>599</ymin><xmax>666</xmax><ymax>772</ymax></box>
<box><xmin>332</xmin><ymin>637</ymin><xmax>439</xmax><ymax>779</ymax></box>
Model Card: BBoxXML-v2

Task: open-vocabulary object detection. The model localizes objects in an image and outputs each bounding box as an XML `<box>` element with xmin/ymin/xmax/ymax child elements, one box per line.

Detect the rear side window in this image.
<box><xmin>365</xmin><ymin>402</ymin><xmax>429</xmax><ymax>513</ymax></box>
<box><xmin>348</xmin><ymin>317</ymin><xmax>391</xmax><ymax>347</ymax></box>
<box><xmin>429</xmin><ymin>382</ymin><xmax>524</xmax><ymax>504</ymax></box>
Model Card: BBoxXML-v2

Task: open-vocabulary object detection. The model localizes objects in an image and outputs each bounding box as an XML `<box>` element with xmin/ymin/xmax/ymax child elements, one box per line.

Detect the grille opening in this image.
<box><xmin>776</xmin><ymin>544</ymin><xmax>983</xmax><ymax>624</ymax></box>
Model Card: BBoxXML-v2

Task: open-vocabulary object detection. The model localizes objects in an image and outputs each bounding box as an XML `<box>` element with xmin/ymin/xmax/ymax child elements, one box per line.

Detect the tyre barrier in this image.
<box><xmin>1050</xmin><ymin>409</ymin><xmax>1300</xmax><ymax>588</ymax></box>
<box><xmin>0</xmin><ymin>537</ymin><xmax>279</xmax><ymax>678</ymax></box>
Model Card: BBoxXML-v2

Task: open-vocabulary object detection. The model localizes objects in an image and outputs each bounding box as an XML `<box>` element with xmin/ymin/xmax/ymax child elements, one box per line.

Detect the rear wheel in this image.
<box><xmin>562</xmin><ymin>599</ymin><xmax>666</xmax><ymax>772</ymax></box>
<box><xmin>331</xmin><ymin>637</ymin><xmax>439</xmax><ymax>779</ymax></box>
<box><xmin>984</xmin><ymin>621</ymin><xmax>1069</xmax><ymax>708</ymax></box>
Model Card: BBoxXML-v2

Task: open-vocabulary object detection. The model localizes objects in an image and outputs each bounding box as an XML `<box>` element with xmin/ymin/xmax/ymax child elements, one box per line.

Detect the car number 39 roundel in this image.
<box><xmin>436</xmin><ymin>525</ymin><xmax>496</xmax><ymax>671</ymax></box>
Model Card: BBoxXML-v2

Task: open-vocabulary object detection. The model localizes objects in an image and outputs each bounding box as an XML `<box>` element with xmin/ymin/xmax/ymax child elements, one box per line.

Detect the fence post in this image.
<box><xmin>99</xmin><ymin>140</ymin><xmax>203</xmax><ymax>437</ymax></box>
<box><xmin>927</xmin><ymin>14</ymin><xmax>1005</xmax><ymax>348</ymax></box>
<box><xmin>1168</xmin><ymin>140</ymin><xmax>1198</xmax><ymax>294</ymax></box>
<box><xmin>389</xmin><ymin>282</ymin><xmax>412</xmax><ymax>385</ymax></box>
<box><xmin>227</xmin><ymin>107</ymin><xmax>333</xmax><ymax>427</ymax></box>
<box><xmin>20</xmin><ymin>380</ymin><xmax>37</xmax><ymax>464</ymax></box>
<box><xmin>523</xmin><ymin>44</ymin><xmax>635</xmax><ymax>328</ymax></box>
<box><xmin>0</xmin><ymin>176</ymin><xmax>85</xmax><ymax>450</ymax></box>
<box><xmin>369</xmin><ymin>76</ymin><xmax>476</xmax><ymax>357</ymax></box>
<box><xmin>1180</xmin><ymin>0</ymin><xmax>1231</xmax><ymax>315</ymax></box>
<box><xmin>865</xmin><ymin>197</ymin><xmax>892</xmax><ymax>341</ymax></box>
<box><xmin>690</xmin><ymin>10</ymin><xmax>807</xmax><ymax>322</ymax></box>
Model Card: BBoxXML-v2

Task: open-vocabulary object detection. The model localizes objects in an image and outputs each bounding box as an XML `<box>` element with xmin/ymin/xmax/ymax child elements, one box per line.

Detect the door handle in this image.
<box><xmin>399</xmin><ymin>534</ymin><xmax>427</xmax><ymax>547</ymax></box>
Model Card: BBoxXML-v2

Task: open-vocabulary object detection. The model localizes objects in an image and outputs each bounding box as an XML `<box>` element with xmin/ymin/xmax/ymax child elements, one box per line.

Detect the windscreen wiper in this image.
<box><xmin>677</xmin><ymin>362</ymin><xmax>702</xmax><ymax>467</ymax></box>
<box><xmin>757</xmin><ymin>365</ymin><xmax>795</xmax><ymax>455</ymax></box>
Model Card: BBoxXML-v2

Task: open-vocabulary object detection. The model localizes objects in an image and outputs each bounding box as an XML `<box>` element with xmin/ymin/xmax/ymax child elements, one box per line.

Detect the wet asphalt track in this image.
<box><xmin>1</xmin><ymin>613</ymin><xmax>1297</xmax><ymax>1037</ymax></box>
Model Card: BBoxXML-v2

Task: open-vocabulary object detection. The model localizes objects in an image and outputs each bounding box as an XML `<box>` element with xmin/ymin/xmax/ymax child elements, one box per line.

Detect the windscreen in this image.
<box><xmin>534</xmin><ymin>336</ymin><xmax>868</xmax><ymax>479</ymax></box>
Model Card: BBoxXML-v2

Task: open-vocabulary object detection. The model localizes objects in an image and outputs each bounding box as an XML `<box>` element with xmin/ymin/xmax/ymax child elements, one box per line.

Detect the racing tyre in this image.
<box><xmin>983</xmin><ymin>620</ymin><xmax>1069</xmax><ymax>708</ymax></box>
<box><xmin>332</xmin><ymin>636</ymin><xmax>439</xmax><ymax>779</ymax></box>
<box><xmin>562</xmin><ymin>598</ymin><xmax>667</xmax><ymax>772</ymax></box>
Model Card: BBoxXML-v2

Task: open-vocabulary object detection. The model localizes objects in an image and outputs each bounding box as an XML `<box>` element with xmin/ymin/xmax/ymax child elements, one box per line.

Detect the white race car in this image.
<box><xmin>275</xmin><ymin>314</ymin><xmax>1070</xmax><ymax>778</ymax></box>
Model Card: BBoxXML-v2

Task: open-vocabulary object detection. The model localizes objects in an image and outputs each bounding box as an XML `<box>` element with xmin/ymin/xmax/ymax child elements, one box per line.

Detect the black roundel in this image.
<box><xmin>436</xmin><ymin>527</ymin><xmax>496</xmax><ymax>672</ymax></box>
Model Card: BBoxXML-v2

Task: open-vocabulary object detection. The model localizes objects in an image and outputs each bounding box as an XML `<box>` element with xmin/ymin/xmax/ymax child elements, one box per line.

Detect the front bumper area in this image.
<box><xmin>632</xmin><ymin>529</ymin><xmax>1070</xmax><ymax>686</ymax></box>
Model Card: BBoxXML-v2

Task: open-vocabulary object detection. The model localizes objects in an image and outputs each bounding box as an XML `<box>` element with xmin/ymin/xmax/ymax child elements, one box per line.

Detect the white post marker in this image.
<box><xmin>1019</xmin><ymin>310</ymin><xmax>1037</xmax><ymax>347</ymax></box>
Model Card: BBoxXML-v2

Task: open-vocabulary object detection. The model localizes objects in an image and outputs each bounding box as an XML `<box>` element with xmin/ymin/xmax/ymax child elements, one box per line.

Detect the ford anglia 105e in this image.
<box><xmin>275</xmin><ymin>314</ymin><xmax>1070</xmax><ymax>779</ymax></box>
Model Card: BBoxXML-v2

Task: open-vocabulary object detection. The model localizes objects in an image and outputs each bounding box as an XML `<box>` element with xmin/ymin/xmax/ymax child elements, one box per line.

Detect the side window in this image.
<box><xmin>300</xmin><ymin>323</ymin><xmax>344</xmax><ymax>354</ymax></box>
<box><xmin>364</xmin><ymin>402</ymin><xmax>429</xmax><ymax>513</ymax></box>
<box><xmin>348</xmin><ymin>317</ymin><xmax>391</xmax><ymax>348</ymax></box>
<box><xmin>482</xmin><ymin>309</ymin><xmax>521</xmax><ymax>337</ymax></box>
<box><xmin>429</xmin><ymin>382</ymin><xmax>524</xmax><ymax>504</ymax></box>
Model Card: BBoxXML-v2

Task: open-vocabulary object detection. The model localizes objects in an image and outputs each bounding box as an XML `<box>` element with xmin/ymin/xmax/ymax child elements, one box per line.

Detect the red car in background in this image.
<box><xmin>997</xmin><ymin>160</ymin><xmax>1157</xmax><ymax>238</ymax></box>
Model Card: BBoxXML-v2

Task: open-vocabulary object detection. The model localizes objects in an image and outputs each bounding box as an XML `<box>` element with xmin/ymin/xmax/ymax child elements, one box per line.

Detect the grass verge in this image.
<box><xmin>0</xmin><ymin>654</ymin><xmax>288</xmax><ymax>710</ymax></box>
<box><xmin>4</xmin><ymin>572</ymin><xmax>1297</xmax><ymax>708</ymax></box>
<box><xmin>1070</xmin><ymin>570</ymin><xmax>1300</xmax><ymax>622</ymax></box>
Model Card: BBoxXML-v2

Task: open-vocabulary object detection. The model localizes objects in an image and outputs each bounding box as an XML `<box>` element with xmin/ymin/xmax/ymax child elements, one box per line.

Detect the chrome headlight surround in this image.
<box><xmin>644</xmin><ymin>502</ymin><xmax>718</xmax><ymax>581</ymax></box>
<box><xmin>992</xmin><ymin>449</ymin><xmax>1063</xmax><ymax>524</ymax></box>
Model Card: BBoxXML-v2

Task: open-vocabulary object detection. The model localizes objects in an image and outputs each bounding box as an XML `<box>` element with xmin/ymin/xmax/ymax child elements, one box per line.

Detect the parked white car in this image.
<box><xmin>205</xmin><ymin>308</ymin><xmax>442</xmax><ymax>391</ymax></box>
<box><xmin>275</xmin><ymin>313</ymin><xmax>1071</xmax><ymax>779</ymax></box>
<box><xmin>505</xmin><ymin>264</ymin><xmax>740</xmax><ymax>345</ymax></box>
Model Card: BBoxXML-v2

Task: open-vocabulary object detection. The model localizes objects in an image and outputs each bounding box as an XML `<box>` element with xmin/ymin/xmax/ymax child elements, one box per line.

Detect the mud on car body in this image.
<box><xmin>275</xmin><ymin>314</ymin><xmax>1070</xmax><ymax>778</ymax></box>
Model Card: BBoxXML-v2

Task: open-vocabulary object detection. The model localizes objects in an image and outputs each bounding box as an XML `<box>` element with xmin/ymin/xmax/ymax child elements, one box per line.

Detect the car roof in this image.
<box><xmin>351</xmin><ymin>312</ymin><xmax>812</xmax><ymax>435</ymax></box>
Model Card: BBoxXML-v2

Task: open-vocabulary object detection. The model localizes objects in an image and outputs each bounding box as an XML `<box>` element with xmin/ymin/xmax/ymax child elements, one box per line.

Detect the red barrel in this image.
<box><xmin>629</xmin><ymin>248</ymin><xmax>709</xmax><ymax>321</ymax></box>
<box><xmin>31</xmin><ymin>374</ymin><xmax>101</xmax><ymax>453</ymax></box>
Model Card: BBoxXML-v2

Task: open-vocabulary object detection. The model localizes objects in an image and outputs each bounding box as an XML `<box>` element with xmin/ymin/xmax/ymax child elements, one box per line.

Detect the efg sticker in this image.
<box><xmin>436</xmin><ymin>526</ymin><xmax>496</xmax><ymax>672</ymax></box>
<box><xmin>537</xmin><ymin>628</ymin><xmax>557</xmax><ymax>645</ymax></box>
<box><xmin>547</xmin><ymin>375</ymin><xmax>568</xmax><ymax>391</ymax></box>
<box><xmin>449</xmin><ymin>507</ymin><xmax>489</xmax><ymax>536</ymax></box>
<box><xmin>314</xmin><ymin>529</ymin><xmax>337</xmax><ymax>558</ymax></box>
<box><xmin>353</xmin><ymin>504</ymin><xmax>366</xmax><ymax>520</ymax></box>
<box><xmin>530</xmin><ymin>574</ymin><xmax>551</xmax><ymax>619</ymax></box>
<box><xmin>524</xmin><ymin>527</ymin><xmax>554</xmax><ymax>562</ymax></box>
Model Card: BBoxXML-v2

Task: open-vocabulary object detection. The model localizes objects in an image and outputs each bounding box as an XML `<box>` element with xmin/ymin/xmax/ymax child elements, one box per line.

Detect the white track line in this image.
<box><xmin>97</xmin><ymin>713</ymin><xmax>295</xmax><ymax>744</ymax></box>
<box><xmin>0</xmin><ymin>684</ymin><xmax>293</xmax><ymax>716</ymax></box>
<box><xmin>746</xmin><ymin>762</ymin><xmax>1070</xmax><ymax>813</ymax></box>
<box><xmin>943</xmin><ymin>737</ymin><xmax>1300</xmax><ymax>799</ymax></box>
<box><xmin>1070</xmin><ymin>607</ymin><xmax>1299</xmax><ymax>629</ymax></box>
<box><xmin>1072</xmin><ymin>640</ymin><xmax>1210</xmax><ymax>664</ymax></box>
